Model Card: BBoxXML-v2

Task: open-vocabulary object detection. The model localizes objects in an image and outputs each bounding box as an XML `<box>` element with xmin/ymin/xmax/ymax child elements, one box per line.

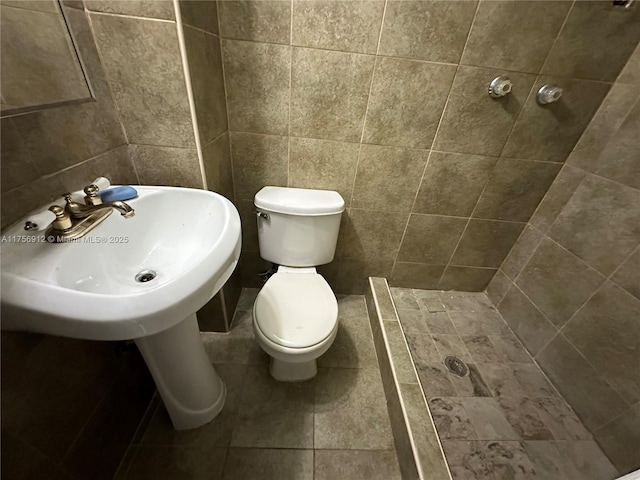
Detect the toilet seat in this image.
<box><xmin>254</xmin><ymin>270</ymin><xmax>338</xmax><ymax>349</ymax></box>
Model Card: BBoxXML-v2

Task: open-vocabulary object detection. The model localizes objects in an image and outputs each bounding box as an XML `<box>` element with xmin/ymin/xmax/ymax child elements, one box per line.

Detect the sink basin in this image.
<box><xmin>1</xmin><ymin>185</ymin><xmax>241</xmax><ymax>340</ymax></box>
<box><xmin>1</xmin><ymin>186</ymin><xmax>242</xmax><ymax>430</ymax></box>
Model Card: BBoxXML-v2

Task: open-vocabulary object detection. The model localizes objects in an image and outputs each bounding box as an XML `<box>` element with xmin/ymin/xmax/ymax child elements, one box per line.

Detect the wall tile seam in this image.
<box><xmin>592</xmin><ymin>399</ymin><xmax>640</xmax><ymax>437</ymax></box>
<box><xmin>513</xmin><ymin>229</ymin><xmax>608</xmax><ymax>304</ymax></box>
<box><xmin>495</xmin><ymin>73</ymin><xmax>541</xmax><ymax>160</ymax></box>
<box><xmin>226</xmin><ymin>128</ymin><xmax>619</xmax><ymax>169</ymax></box>
<box><xmin>572</xmin><ymin>84</ymin><xmax>640</xmax><ymax>146</ymax></box>
<box><xmin>391</xmin><ymin>260</ymin><xmax>497</xmax><ymax>269</ymax></box>
<box><xmin>0</xmin><ymin>3</ymin><xmax>61</xmax><ymax>15</ymax></box>
<box><xmin>85</xmin><ymin>10</ymin><xmax>131</xmax><ymax>147</ymax></box>
<box><xmin>85</xmin><ymin>9</ymin><xmax>175</xmax><ymax>24</ymax></box>
<box><xmin>216</xmin><ymin>0</ymin><xmax>236</xmax><ymax>202</ymax></box>
<box><xmin>509</xmin><ymin>167</ymin><xmax>639</xmax><ymax>284</ymax></box>
<box><xmin>217</xmin><ymin>33</ymin><xmax>624</xmax><ymax>85</ymax></box>
<box><xmin>343</xmin><ymin>0</ymin><xmax>388</xmax><ymax>237</ymax></box>
<box><xmin>525</xmin><ymin>162</ymin><xmax>577</xmax><ymax>235</ymax></box>
<box><xmin>614</xmin><ymin>80</ymin><xmax>640</xmax><ymax>88</ymax></box>
<box><xmin>214</xmin><ymin>0</ymin><xmax>236</xmax><ymax>201</ymax></box>
<box><xmin>226</xmin><ymin>120</ymin><xmax>620</xmax><ymax>166</ymax></box>
<box><xmin>558</xmin><ymin>244</ymin><xmax>640</xmax><ymax>337</ymax></box>
<box><xmin>285</xmin><ymin>0</ymin><xmax>294</xmax><ymax>197</ymax></box>
<box><xmin>480</xmin><ymin>297</ymin><xmax>541</xmax><ymax>368</ymax></box>
<box><xmin>125</xmin><ymin>142</ymin><xmax>200</xmax><ymax>151</ymax></box>
<box><xmin>553</xmin><ymin>331</ymin><xmax>635</xmax><ymax>420</ymax></box>
<box><xmin>569</xmin><ymin>162</ymin><xmax>640</xmax><ymax>194</ymax></box>
<box><xmin>0</xmin><ymin>142</ymin><xmax>131</xmax><ymax>197</ymax></box>
<box><xmin>497</xmin><ymin>279</ymin><xmax>559</xmax><ymax>345</ymax></box>
<box><xmin>349</xmin><ymin>208</ymin><xmax>529</xmax><ymax>225</ymax></box>
<box><xmin>182</xmin><ymin>22</ymin><xmax>219</xmax><ymax>39</ymax></box>
<box><xmin>436</xmin><ymin>176</ymin><xmax>492</xmax><ymax>287</ymax></box>
<box><xmin>561</xmin><ymin>90</ymin><xmax>640</xmax><ymax>190</ymax></box>
<box><xmin>422</xmin><ymin>215</ymin><xmax>526</xmax><ymax>225</ymax></box>
<box><xmin>538</xmin><ymin>0</ymin><xmax>576</xmax><ymax>77</ymax></box>
<box><xmin>422</xmin><ymin>0</ymin><xmax>484</xmax><ymax>289</ymax></box>
<box><xmin>500</xmin><ymin>224</ymin><xmax>546</xmax><ymax>284</ymax></box>
<box><xmin>540</xmin><ymin>177</ymin><xmax>640</xmax><ymax>272</ymax></box>
<box><xmin>447</xmin><ymin>264</ymin><xmax>498</xmax><ymax>271</ymax></box>
<box><xmin>126</xmin><ymin>146</ymin><xmax>142</xmax><ymax>185</ymax></box>
<box><xmin>492</xmin><ymin>2</ymin><xmax>576</xmax><ymax>163</ymax></box>
<box><xmin>607</xmin><ymin>244</ymin><xmax>640</xmax><ymax>300</ymax></box>
<box><xmin>435</xmin><ymin>151</ymin><xmax>570</xmax><ymax>166</ymax></box>
<box><xmin>218</xmin><ymin>35</ymin><xmax>456</xmax><ymax>69</ymax></box>
<box><xmin>508</xmin><ymin>245</ymin><xmax>639</xmax><ymax>415</ymax></box>
<box><xmin>200</xmin><ymin>130</ymin><xmax>229</xmax><ymax>151</ymax></box>
<box><xmin>222</xmin><ymin>39</ymin><xmax>624</xmax><ymax>85</ymax></box>
<box><xmin>485</xmin><ymin>267</ymin><xmax>514</xmax><ymax>301</ymax></box>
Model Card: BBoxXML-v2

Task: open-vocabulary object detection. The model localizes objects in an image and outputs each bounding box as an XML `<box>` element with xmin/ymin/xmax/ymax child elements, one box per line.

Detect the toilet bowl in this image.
<box><xmin>253</xmin><ymin>266</ymin><xmax>338</xmax><ymax>381</ymax></box>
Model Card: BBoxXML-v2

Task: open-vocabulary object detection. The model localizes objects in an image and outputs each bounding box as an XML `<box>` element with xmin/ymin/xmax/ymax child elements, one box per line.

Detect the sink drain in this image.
<box><xmin>135</xmin><ymin>269</ymin><xmax>157</xmax><ymax>283</ymax></box>
<box><xmin>444</xmin><ymin>355</ymin><xmax>468</xmax><ymax>377</ymax></box>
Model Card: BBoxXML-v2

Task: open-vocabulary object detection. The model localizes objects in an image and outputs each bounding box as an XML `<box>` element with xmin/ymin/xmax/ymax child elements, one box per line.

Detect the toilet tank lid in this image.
<box><xmin>254</xmin><ymin>186</ymin><xmax>345</xmax><ymax>216</ymax></box>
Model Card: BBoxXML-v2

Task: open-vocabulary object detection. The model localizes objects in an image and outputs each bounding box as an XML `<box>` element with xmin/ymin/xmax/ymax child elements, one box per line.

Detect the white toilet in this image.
<box><xmin>252</xmin><ymin>186</ymin><xmax>345</xmax><ymax>381</ymax></box>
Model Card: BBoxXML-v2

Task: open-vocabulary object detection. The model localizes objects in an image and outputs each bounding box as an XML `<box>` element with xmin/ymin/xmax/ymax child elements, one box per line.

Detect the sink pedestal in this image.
<box><xmin>135</xmin><ymin>314</ymin><xmax>225</xmax><ymax>430</ymax></box>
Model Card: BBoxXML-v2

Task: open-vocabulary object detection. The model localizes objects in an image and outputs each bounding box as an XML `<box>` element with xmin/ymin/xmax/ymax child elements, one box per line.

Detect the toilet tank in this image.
<box><xmin>254</xmin><ymin>187</ymin><xmax>345</xmax><ymax>267</ymax></box>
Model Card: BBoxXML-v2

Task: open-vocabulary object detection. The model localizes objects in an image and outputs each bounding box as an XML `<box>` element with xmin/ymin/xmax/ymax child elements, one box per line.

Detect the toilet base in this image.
<box><xmin>270</xmin><ymin>357</ymin><xmax>317</xmax><ymax>382</ymax></box>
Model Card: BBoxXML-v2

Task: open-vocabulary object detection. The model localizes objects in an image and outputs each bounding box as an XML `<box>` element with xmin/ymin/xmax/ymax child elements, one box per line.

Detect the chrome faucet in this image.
<box><xmin>63</xmin><ymin>194</ymin><xmax>135</xmax><ymax>219</ymax></box>
<box><xmin>45</xmin><ymin>184</ymin><xmax>135</xmax><ymax>242</ymax></box>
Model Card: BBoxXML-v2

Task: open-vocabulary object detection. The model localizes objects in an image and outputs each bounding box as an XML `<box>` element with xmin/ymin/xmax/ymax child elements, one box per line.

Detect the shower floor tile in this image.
<box><xmin>391</xmin><ymin>287</ymin><xmax>618</xmax><ymax>480</ymax></box>
<box><xmin>116</xmin><ymin>290</ymin><xmax>401</xmax><ymax>480</ymax></box>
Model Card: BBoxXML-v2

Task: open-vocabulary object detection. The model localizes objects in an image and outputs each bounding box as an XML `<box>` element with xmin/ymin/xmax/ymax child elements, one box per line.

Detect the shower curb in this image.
<box><xmin>366</xmin><ymin>277</ymin><xmax>453</xmax><ymax>480</ymax></box>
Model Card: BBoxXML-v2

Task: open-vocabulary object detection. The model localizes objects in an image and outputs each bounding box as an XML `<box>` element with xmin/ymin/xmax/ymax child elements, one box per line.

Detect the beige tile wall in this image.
<box><xmin>87</xmin><ymin>1</ymin><xmax>207</xmax><ymax>188</ymax></box>
<box><xmin>0</xmin><ymin>5</ymin><xmax>137</xmax><ymax>229</ymax></box>
<box><xmin>486</xmin><ymin>43</ymin><xmax>640</xmax><ymax>475</ymax></box>
<box><xmin>219</xmin><ymin>0</ymin><xmax>640</xmax><ymax>293</ymax></box>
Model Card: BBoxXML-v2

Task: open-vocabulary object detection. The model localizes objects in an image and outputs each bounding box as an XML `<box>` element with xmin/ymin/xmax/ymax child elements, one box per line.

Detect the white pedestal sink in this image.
<box><xmin>1</xmin><ymin>186</ymin><xmax>241</xmax><ymax>430</ymax></box>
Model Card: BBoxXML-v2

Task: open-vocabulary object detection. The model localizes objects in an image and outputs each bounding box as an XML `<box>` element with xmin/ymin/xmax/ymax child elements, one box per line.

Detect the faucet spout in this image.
<box><xmin>104</xmin><ymin>201</ymin><xmax>135</xmax><ymax>218</ymax></box>
<box><xmin>64</xmin><ymin>195</ymin><xmax>135</xmax><ymax>219</ymax></box>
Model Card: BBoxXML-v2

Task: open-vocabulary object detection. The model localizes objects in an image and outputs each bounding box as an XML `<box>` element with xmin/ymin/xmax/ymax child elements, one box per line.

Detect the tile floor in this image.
<box><xmin>390</xmin><ymin>288</ymin><xmax>619</xmax><ymax>480</ymax></box>
<box><xmin>115</xmin><ymin>289</ymin><xmax>401</xmax><ymax>480</ymax></box>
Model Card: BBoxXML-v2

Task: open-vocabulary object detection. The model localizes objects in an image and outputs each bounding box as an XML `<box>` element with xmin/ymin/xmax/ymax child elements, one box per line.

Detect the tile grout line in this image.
<box><xmin>593</xmin><ymin>398</ymin><xmax>640</xmax><ymax>435</ymax></box>
<box><xmin>538</xmin><ymin>0</ymin><xmax>576</xmax><ymax>76</ymax></box>
<box><xmin>506</xmin><ymin>210</ymin><xmax>616</xmax><ymax>295</ymax></box>
<box><xmin>85</xmin><ymin>9</ymin><xmax>175</xmax><ymax>23</ymax></box>
<box><xmin>429</xmin><ymin>0</ymin><xmax>484</xmax><ymax>289</ymax></box>
<box><xmin>214</xmin><ymin>34</ymin><xmax>615</xmax><ymax>85</ymax></box>
<box><xmin>182</xmin><ymin>22</ymin><xmax>219</xmax><ymax>39</ymax></box>
<box><xmin>558</xmin><ymin>242</ymin><xmax>640</xmax><ymax>336</ymax></box>
<box><xmin>217</xmin><ymin>13</ymin><xmax>236</xmax><ymax>202</ymax></box>
<box><xmin>343</xmin><ymin>0</ymin><xmax>388</xmax><ymax>266</ymax></box>
<box><xmin>501</xmin><ymin>224</ymin><xmax>546</xmax><ymax>284</ymax></box>
<box><xmin>200</xmin><ymin>129</ymin><xmax>228</xmax><ymax>150</ymax></box>
<box><xmin>498</xmin><ymin>276</ymin><xmax>633</xmax><ymax>418</ymax></box>
<box><xmin>219</xmin><ymin>127</ymin><xmax>639</xmax><ymax>194</ymax></box>
<box><xmin>555</xmin><ymin>329</ymin><xmax>635</xmax><ymax>420</ymax></box>
<box><xmin>286</xmin><ymin>0</ymin><xmax>293</xmax><ymax>189</ymax></box>
<box><xmin>349</xmin><ymin>0</ymin><xmax>388</xmax><ymax>203</ymax></box>
<box><xmin>84</xmin><ymin>9</ymin><xmax>135</xmax><ymax>181</ymax></box>
<box><xmin>525</xmin><ymin>162</ymin><xmax>574</xmax><ymax>234</ymax></box>
<box><xmin>496</xmin><ymin>0</ymin><xmax>576</xmax><ymax>160</ymax></box>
